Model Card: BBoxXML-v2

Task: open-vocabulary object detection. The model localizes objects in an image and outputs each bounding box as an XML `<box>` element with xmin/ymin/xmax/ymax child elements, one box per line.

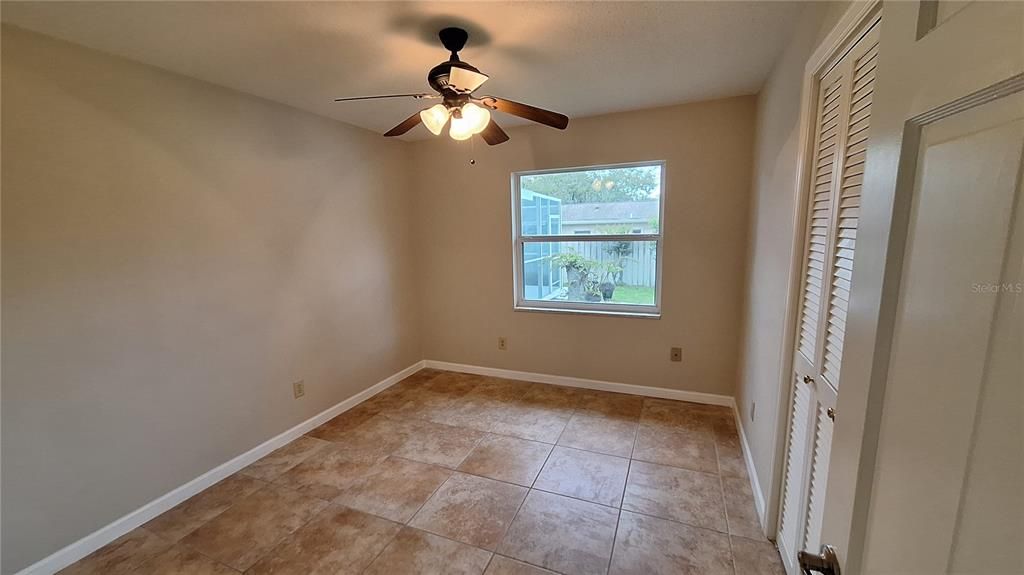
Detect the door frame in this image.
<box><xmin>766</xmin><ymin>0</ymin><xmax>882</xmax><ymax>543</ymax></box>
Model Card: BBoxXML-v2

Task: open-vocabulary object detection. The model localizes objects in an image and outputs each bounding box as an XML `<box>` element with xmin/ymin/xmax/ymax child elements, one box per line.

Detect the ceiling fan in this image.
<box><xmin>334</xmin><ymin>27</ymin><xmax>569</xmax><ymax>145</ymax></box>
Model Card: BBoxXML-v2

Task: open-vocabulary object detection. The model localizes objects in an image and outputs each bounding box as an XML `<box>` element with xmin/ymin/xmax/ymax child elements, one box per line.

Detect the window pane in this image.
<box><xmin>520</xmin><ymin>164</ymin><xmax>661</xmax><ymax>237</ymax></box>
<box><xmin>520</xmin><ymin>240</ymin><xmax>657</xmax><ymax>306</ymax></box>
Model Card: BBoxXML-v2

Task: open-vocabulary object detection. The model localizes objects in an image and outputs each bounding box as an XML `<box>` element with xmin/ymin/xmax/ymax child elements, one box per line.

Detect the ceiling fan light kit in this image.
<box><xmin>334</xmin><ymin>27</ymin><xmax>568</xmax><ymax>146</ymax></box>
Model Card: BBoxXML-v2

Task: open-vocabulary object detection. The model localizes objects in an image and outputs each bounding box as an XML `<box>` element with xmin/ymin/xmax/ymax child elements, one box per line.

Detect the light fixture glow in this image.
<box><xmin>419</xmin><ymin>104</ymin><xmax>450</xmax><ymax>136</ymax></box>
<box><xmin>449</xmin><ymin>103</ymin><xmax>491</xmax><ymax>140</ymax></box>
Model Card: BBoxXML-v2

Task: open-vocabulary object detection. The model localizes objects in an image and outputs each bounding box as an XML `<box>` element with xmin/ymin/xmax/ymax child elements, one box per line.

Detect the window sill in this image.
<box><xmin>513</xmin><ymin>305</ymin><xmax>662</xmax><ymax>319</ymax></box>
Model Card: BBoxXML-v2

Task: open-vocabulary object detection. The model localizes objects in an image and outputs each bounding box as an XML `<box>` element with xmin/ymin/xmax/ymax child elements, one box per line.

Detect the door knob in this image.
<box><xmin>798</xmin><ymin>544</ymin><xmax>841</xmax><ymax>575</ymax></box>
<box><xmin>803</xmin><ymin>375</ymin><xmax>814</xmax><ymax>384</ymax></box>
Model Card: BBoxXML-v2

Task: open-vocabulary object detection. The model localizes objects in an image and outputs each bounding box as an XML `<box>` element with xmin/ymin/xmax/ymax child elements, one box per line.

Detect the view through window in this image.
<box><xmin>513</xmin><ymin>161</ymin><xmax>664</xmax><ymax>316</ymax></box>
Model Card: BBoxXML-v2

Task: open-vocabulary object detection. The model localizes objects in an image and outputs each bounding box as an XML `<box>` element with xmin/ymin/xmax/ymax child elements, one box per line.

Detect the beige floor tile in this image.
<box><xmin>457</xmin><ymin>434</ymin><xmax>553</xmax><ymax>486</ymax></box>
<box><xmin>488</xmin><ymin>406</ymin><xmax>572</xmax><ymax>443</ymax></box>
<box><xmin>274</xmin><ymin>445</ymin><xmax>382</xmax><ymax>500</ymax></box>
<box><xmin>144</xmin><ymin>474</ymin><xmax>265</xmax><ymax>542</ymax></box>
<box><xmin>576</xmin><ymin>391</ymin><xmax>644</xmax><ymax>421</ymax></box>
<box><xmin>471</xmin><ymin>378</ymin><xmax>534</xmax><ymax>402</ymax></box>
<box><xmin>381</xmin><ymin>387</ymin><xmax>461</xmax><ymax>420</ymax></box>
<box><xmin>722</xmin><ymin>475</ymin><xmax>763</xmax><ymax>540</ymax></box>
<box><xmin>485</xmin><ymin>556</ymin><xmax>559</xmax><ymax>575</ymax></box>
<box><xmin>639</xmin><ymin>399</ymin><xmax>719</xmax><ymax>435</ymax></box>
<box><xmin>609</xmin><ymin>511</ymin><xmax>733</xmax><ymax>575</ymax></box>
<box><xmin>391</xmin><ymin>420</ymin><xmax>486</xmax><ymax>468</ymax></box>
<box><xmin>305</xmin><ymin>404</ymin><xmax>380</xmax><ymax>443</ymax></box>
<box><xmin>241</xmin><ymin>436</ymin><xmax>331</xmax><ymax>482</ymax></box>
<box><xmin>364</xmin><ymin>527</ymin><xmax>493</xmax><ymax>575</ymax></box>
<box><xmin>716</xmin><ymin>440</ymin><xmax>748</xmax><ymax>479</ymax></box>
<box><xmin>316</xmin><ymin>413</ymin><xmax>419</xmax><ymax>461</ymax></box>
<box><xmin>335</xmin><ymin>457</ymin><xmax>452</xmax><ymax>522</ymax></box>
<box><xmin>246</xmin><ymin>505</ymin><xmax>401</xmax><ymax>575</ymax></box>
<box><xmin>421</xmin><ymin>371</ymin><xmax>486</xmax><ymax>396</ymax></box>
<box><xmin>534</xmin><ymin>446</ymin><xmax>629</xmax><ymax>507</ymax></box>
<box><xmin>427</xmin><ymin>396</ymin><xmax>507</xmax><ymax>433</ymax></box>
<box><xmin>622</xmin><ymin>461</ymin><xmax>727</xmax><ymax>532</ymax></box>
<box><xmin>730</xmin><ymin>536</ymin><xmax>786</xmax><ymax>575</ymax></box>
<box><xmin>132</xmin><ymin>544</ymin><xmax>237</xmax><ymax>575</ymax></box>
<box><xmin>518</xmin><ymin>384</ymin><xmax>581</xmax><ymax>413</ymax></box>
<box><xmin>632</xmin><ymin>425</ymin><xmax>717</xmax><ymax>473</ymax></box>
<box><xmin>497</xmin><ymin>490</ymin><xmax>618</xmax><ymax>575</ymax></box>
<box><xmin>180</xmin><ymin>484</ymin><xmax>327</xmax><ymax>571</ymax></box>
<box><xmin>410</xmin><ymin>472</ymin><xmax>527</xmax><ymax>550</ymax></box>
<box><xmin>58</xmin><ymin>528</ymin><xmax>171</xmax><ymax>575</ymax></box>
<box><xmin>557</xmin><ymin>414</ymin><xmax>637</xmax><ymax>458</ymax></box>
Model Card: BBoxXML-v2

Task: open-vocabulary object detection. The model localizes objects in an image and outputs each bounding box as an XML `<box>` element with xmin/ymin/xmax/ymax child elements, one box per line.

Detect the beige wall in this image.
<box><xmin>1</xmin><ymin>27</ymin><xmax>420</xmax><ymax>573</ymax></box>
<box><xmin>735</xmin><ymin>2</ymin><xmax>850</xmax><ymax>509</ymax></box>
<box><xmin>411</xmin><ymin>97</ymin><xmax>756</xmax><ymax>396</ymax></box>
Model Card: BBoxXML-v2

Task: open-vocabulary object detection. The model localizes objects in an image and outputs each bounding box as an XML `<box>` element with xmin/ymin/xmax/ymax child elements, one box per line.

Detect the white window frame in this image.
<box><xmin>511</xmin><ymin>160</ymin><xmax>665</xmax><ymax>318</ymax></box>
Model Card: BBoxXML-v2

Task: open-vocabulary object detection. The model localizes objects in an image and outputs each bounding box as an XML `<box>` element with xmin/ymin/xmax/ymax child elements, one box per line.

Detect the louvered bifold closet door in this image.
<box><xmin>821</xmin><ymin>34</ymin><xmax>878</xmax><ymax>390</ymax></box>
<box><xmin>796</xmin><ymin>71</ymin><xmax>844</xmax><ymax>364</ymax></box>
<box><xmin>778</xmin><ymin>17</ymin><xmax>880</xmax><ymax>573</ymax></box>
<box><xmin>778</xmin><ymin>63</ymin><xmax>846</xmax><ymax>565</ymax></box>
<box><xmin>803</xmin><ymin>24</ymin><xmax>879</xmax><ymax>554</ymax></box>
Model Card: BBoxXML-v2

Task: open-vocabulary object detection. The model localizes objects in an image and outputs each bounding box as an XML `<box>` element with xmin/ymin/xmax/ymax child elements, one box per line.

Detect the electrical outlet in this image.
<box><xmin>751</xmin><ymin>402</ymin><xmax>756</xmax><ymax>422</ymax></box>
<box><xmin>498</xmin><ymin>336</ymin><xmax>508</xmax><ymax>351</ymax></box>
<box><xmin>293</xmin><ymin>380</ymin><xmax>305</xmax><ymax>399</ymax></box>
<box><xmin>670</xmin><ymin>347</ymin><xmax>682</xmax><ymax>362</ymax></box>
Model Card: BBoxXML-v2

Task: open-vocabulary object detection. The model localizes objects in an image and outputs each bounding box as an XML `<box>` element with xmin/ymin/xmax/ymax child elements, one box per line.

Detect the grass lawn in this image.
<box><xmin>609</xmin><ymin>285</ymin><xmax>656</xmax><ymax>305</ymax></box>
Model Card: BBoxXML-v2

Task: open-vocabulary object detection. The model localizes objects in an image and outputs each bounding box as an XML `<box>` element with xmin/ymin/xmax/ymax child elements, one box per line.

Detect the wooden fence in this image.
<box><xmin>560</xmin><ymin>240</ymin><xmax>657</xmax><ymax>287</ymax></box>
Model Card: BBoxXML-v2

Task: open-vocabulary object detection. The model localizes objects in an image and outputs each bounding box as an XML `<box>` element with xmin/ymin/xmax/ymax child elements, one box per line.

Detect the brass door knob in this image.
<box><xmin>803</xmin><ymin>375</ymin><xmax>814</xmax><ymax>384</ymax></box>
<box><xmin>827</xmin><ymin>407</ymin><xmax>836</xmax><ymax>421</ymax></box>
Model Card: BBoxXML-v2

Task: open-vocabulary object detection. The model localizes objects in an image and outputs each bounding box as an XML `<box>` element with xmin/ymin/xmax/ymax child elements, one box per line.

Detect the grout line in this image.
<box><xmin>715</xmin><ymin>439</ymin><xmax>739</xmax><ymax>575</ymax></box>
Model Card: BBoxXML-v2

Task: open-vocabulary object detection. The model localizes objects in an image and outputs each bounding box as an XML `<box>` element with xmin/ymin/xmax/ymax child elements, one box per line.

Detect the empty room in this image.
<box><xmin>2</xmin><ymin>2</ymin><xmax>1021</xmax><ymax>574</ymax></box>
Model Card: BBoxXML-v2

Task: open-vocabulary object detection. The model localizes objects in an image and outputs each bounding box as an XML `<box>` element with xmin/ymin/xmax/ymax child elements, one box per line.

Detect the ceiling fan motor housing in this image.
<box><xmin>428</xmin><ymin>27</ymin><xmax>483</xmax><ymax>95</ymax></box>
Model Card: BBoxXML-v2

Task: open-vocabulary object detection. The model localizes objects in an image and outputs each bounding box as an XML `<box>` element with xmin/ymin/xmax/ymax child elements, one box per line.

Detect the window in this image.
<box><xmin>512</xmin><ymin>161</ymin><xmax>664</xmax><ymax>317</ymax></box>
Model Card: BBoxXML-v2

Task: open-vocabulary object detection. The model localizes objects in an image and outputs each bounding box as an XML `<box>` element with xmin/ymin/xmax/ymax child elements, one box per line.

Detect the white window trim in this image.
<box><xmin>511</xmin><ymin>160</ymin><xmax>665</xmax><ymax>318</ymax></box>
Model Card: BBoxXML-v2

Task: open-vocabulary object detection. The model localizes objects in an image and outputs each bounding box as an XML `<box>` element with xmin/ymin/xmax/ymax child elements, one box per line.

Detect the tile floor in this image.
<box><xmin>59</xmin><ymin>369</ymin><xmax>786</xmax><ymax>575</ymax></box>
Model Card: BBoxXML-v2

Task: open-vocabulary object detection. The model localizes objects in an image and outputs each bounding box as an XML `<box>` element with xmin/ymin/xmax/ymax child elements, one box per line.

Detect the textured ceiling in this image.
<box><xmin>2</xmin><ymin>1</ymin><xmax>804</xmax><ymax>140</ymax></box>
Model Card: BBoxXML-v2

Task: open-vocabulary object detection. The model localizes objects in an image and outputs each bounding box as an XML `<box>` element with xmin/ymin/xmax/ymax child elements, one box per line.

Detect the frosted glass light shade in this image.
<box><xmin>449</xmin><ymin>103</ymin><xmax>490</xmax><ymax>140</ymax></box>
<box><xmin>420</xmin><ymin>104</ymin><xmax>450</xmax><ymax>136</ymax></box>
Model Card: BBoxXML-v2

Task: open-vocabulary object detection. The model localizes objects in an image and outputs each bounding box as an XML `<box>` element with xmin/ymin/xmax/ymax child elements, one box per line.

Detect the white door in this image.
<box><xmin>777</xmin><ymin>14</ymin><xmax>881</xmax><ymax>575</ymax></box>
<box><xmin>811</xmin><ymin>2</ymin><xmax>1024</xmax><ymax>574</ymax></box>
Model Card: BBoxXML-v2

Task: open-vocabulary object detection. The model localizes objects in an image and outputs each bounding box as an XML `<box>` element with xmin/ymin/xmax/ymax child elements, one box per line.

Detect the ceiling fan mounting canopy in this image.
<box><xmin>438</xmin><ymin>27</ymin><xmax>469</xmax><ymax>54</ymax></box>
<box><xmin>333</xmin><ymin>26</ymin><xmax>568</xmax><ymax>145</ymax></box>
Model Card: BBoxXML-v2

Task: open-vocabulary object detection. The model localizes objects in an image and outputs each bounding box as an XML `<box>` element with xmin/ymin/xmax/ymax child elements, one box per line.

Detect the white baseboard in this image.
<box><xmin>424</xmin><ymin>360</ymin><xmax>734</xmax><ymax>407</ymax></box>
<box><xmin>15</xmin><ymin>360</ymin><xmax>426</xmax><ymax>575</ymax></box>
<box><xmin>734</xmin><ymin>405</ymin><xmax>769</xmax><ymax>535</ymax></box>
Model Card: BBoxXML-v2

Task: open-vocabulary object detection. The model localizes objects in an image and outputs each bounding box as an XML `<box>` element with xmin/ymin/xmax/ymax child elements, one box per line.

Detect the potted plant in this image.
<box><xmin>598</xmin><ymin>262</ymin><xmax>623</xmax><ymax>301</ymax></box>
<box><xmin>551</xmin><ymin>251</ymin><xmax>595</xmax><ymax>300</ymax></box>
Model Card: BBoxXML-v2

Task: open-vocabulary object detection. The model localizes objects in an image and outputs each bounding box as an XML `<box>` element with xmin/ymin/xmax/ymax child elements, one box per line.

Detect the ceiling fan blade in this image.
<box><xmin>334</xmin><ymin>93</ymin><xmax>431</xmax><ymax>102</ymax></box>
<box><xmin>480</xmin><ymin>97</ymin><xmax>568</xmax><ymax>130</ymax></box>
<box><xmin>383</xmin><ymin>112</ymin><xmax>422</xmax><ymax>137</ymax></box>
<box><xmin>449</xmin><ymin>67</ymin><xmax>489</xmax><ymax>93</ymax></box>
<box><xmin>479</xmin><ymin>120</ymin><xmax>510</xmax><ymax>146</ymax></box>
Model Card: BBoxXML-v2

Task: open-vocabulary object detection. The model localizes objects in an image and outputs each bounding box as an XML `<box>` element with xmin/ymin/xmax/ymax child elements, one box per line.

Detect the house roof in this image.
<box><xmin>561</xmin><ymin>201</ymin><xmax>659</xmax><ymax>224</ymax></box>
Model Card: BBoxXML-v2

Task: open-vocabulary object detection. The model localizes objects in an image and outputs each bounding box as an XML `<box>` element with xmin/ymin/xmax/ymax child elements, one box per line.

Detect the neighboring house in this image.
<box><xmin>559</xmin><ymin>201</ymin><xmax>659</xmax><ymax>235</ymax></box>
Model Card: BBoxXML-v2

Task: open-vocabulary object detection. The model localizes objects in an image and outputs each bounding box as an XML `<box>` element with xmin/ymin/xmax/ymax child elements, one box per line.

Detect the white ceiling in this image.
<box><xmin>2</xmin><ymin>1</ymin><xmax>804</xmax><ymax>140</ymax></box>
